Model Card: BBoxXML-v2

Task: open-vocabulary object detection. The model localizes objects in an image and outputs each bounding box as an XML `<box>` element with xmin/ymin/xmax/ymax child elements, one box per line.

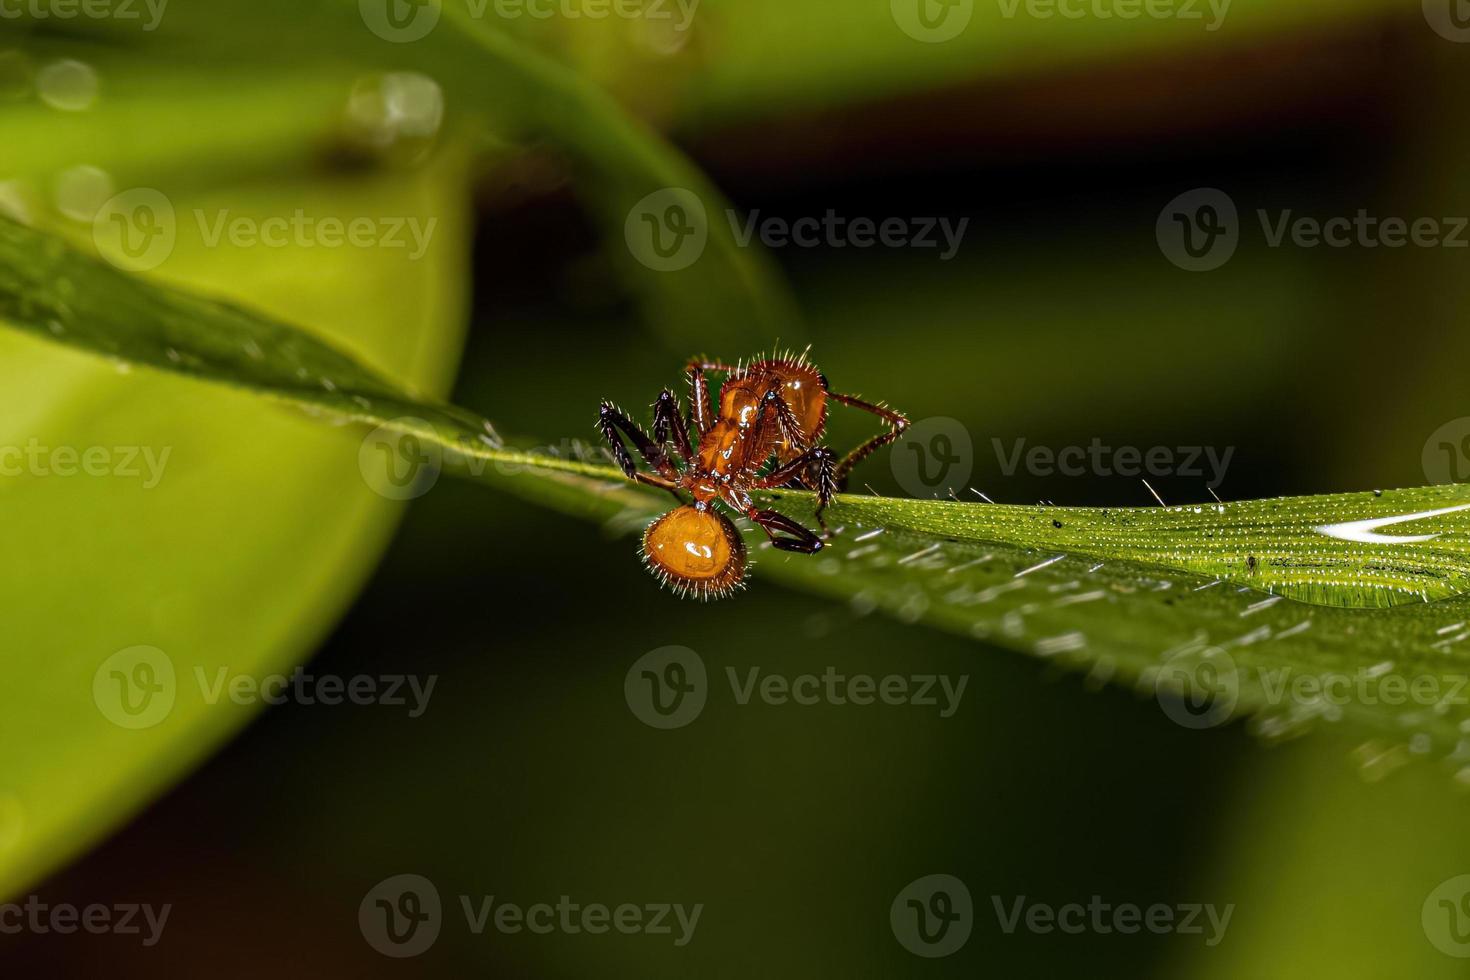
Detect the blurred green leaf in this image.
<box><xmin>3</xmin><ymin>1</ymin><xmax>800</xmax><ymax>349</ymax></box>
<box><xmin>0</xmin><ymin>160</ymin><xmax>471</xmax><ymax>897</ymax></box>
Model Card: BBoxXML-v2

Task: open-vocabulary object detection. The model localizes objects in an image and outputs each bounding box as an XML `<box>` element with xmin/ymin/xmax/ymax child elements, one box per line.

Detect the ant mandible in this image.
<box><xmin>598</xmin><ymin>350</ymin><xmax>909</xmax><ymax>599</ymax></box>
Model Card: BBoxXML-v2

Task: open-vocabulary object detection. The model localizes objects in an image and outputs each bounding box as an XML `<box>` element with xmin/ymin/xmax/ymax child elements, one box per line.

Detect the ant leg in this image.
<box><xmin>749</xmin><ymin>386</ymin><xmax>804</xmax><ymax>459</ymax></box>
<box><xmin>749</xmin><ymin>509</ymin><xmax>824</xmax><ymax>554</ymax></box>
<box><xmin>685</xmin><ymin>357</ymin><xmax>737</xmax><ymax>436</ymax></box>
<box><xmin>827</xmin><ymin>391</ymin><xmax>910</xmax><ymax>487</ymax></box>
<box><xmin>634</xmin><ymin>472</ymin><xmax>683</xmax><ymax>502</ymax></box>
<box><xmin>756</xmin><ymin>446</ymin><xmax>836</xmax><ymax>526</ymax></box>
<box><xmin>598</xmin><ymin>401</ymin><xmax>676</xmax><ymax>481</ymax></box>
<box><xmin>652</xmin><ymin>389</ymin><xmax>693</xmax><ymax>464</ymax></box>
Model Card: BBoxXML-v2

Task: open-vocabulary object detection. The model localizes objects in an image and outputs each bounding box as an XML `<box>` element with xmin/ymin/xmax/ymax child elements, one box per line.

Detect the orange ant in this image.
<box><xmin>598</xmin><ymin>351</ymin><xmax>909</xmax><ymax>599</ymax></box>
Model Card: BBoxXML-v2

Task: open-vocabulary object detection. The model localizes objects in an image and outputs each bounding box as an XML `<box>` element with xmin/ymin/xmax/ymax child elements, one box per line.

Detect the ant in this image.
<box><xmin>598</xmin><ymin>351</ymin><xmax>909</xmax><ymax>599</ymax></box>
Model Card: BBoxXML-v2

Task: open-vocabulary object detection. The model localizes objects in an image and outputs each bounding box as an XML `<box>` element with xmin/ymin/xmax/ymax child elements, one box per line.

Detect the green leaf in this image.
<box><xmin>5</xmin><ymin>215</ymin><xmax>1470</xmax><ymax>761</ymax></box>
<box><xmin>0</xmin><ymin>162</ymin><xmax>471</xmax><ymax>897</ymax></box>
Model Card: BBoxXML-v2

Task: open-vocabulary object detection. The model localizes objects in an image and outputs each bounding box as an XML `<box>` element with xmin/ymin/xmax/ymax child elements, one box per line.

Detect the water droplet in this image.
<box><xmin>53</xmin><ymin>164</ymin><xmax>114</xmax><ymax>221</ymax></box>
<box><xmin>1352</xmin><ymin>739</ymin><xmax>1410</xmax><ymax>782</ymax></box>
<box><xmin>36</xmin><ymin>59</ymin><xmax>98</xmax><ymax>112</ymax></box>
<box><xmin>345</xmin><ymin>71</ymin><xmax>443</xmax><ymax>151</ymax></box>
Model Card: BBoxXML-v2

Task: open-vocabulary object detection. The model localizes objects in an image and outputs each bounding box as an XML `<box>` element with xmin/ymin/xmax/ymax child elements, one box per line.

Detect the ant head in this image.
<box><xmin>641</xmin><ymin>505</ymin><xmax>747</xmax><ymax>600</ymax></box>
